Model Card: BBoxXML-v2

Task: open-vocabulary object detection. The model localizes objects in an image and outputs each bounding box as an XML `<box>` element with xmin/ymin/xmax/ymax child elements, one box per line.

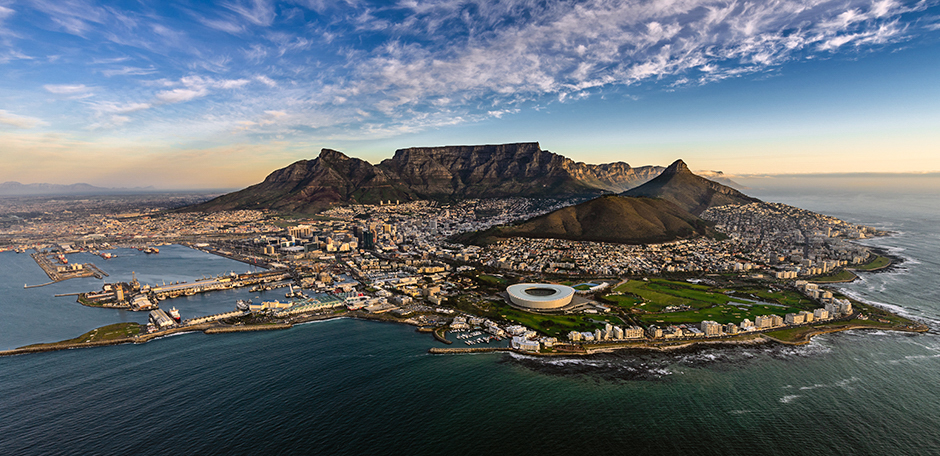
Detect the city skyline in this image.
<box><xmin>1</xmin><ymin>0</ymin><xmax>939</xmax><ymax>189</ymax></box>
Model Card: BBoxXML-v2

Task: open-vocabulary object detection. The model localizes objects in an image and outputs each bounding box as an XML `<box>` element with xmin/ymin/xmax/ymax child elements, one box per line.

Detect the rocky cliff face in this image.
<box><xmin>188</xmin><ymin>143</ymin><xmax>663</xmax><ymax>214</ymax></box>
<box><xmin>379</xmin><ymin>142</ymin><xmax>662</xmax><ymax>199</ymax></box>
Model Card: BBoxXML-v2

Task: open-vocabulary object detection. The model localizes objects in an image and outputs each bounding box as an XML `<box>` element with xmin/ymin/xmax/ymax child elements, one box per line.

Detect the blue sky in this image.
<box><xmin>1</xmin><ymin>0</ymin><xmax>939</xmax><ymax>189</ymax></box>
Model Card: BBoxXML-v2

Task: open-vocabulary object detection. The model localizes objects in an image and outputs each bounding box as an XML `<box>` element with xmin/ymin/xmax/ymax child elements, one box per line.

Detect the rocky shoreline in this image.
<box><xmin>1</xmin><ymin>308</ymin><xmax>928</xmax><ymax>359</ymax></box>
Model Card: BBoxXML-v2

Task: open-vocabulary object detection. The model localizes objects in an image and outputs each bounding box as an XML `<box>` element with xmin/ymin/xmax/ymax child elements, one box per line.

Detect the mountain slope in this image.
<box><xmin>454</xmin><ymin>195</ymin><xmax>719</xmax><ymax>246</ymax></box>
<box><xmin>188</xmin><ymin>143</ymin><xmax>663</xmax><ymax>214</ymax></box>
<box><xmin>188</xmin><ymin>149</ymin><xmax>416</xmax><ymax>213</ymax></box>
<box><xmin>622</xmin><ymin>159</ymin><xmax>759</xmax><ymax>215</ymax></box>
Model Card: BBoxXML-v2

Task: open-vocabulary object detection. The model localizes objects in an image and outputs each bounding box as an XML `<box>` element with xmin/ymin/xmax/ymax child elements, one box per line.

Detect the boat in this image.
<box><xmin>168</xmin><ymin>307</ymin><xmax>181</xmax><ymax>322</ymax></box>
<box><xmin>236</xmin><ymin>299</ymin><xmax>251</xmax><ymax>311</ymax></box>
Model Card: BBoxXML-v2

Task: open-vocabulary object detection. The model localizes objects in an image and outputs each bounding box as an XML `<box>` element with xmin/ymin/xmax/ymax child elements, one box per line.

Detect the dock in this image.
<box><xmin>29</xmin><ymin>252</ymin><xmax>107</xmax><ymax>283</ymax></box>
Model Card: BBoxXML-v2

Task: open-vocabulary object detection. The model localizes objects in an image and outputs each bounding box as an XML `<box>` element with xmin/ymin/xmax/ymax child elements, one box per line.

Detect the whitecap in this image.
<box><xmin>779</xmin><ymin>395</ymin><xmax>801</xmax><ymax>404</ymax></box>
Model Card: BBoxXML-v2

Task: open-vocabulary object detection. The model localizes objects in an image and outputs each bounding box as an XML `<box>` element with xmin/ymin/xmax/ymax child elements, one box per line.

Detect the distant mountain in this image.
<box><xmin>189</xmin><ymin>143</ymin><xmax>664</xmax><ymax>214</ymax></box>
<box><xmin>622</xmin><ymin>160</ymin><xmax>760</xmax><ymax>215</ymax></box>
<box><xmin>0</xmin><ymin>182</ymin><xmax>155</xmax><ymax>196</ymax></box>
<box><xmin>693</xmin><ymin>170</ymin><xmax>745</xmax><ymax>189</ymax></box>
<box><xmin>454</xmin><ymin>195</ymin><xmax>720</xmax><ymax>246</ymax></box>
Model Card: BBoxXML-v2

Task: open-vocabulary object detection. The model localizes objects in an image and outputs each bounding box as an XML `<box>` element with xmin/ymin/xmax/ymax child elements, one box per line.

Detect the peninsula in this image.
<box><xmin>0</xmin><ymin>144</ymin><xmax>927</xmax><ymax>358</ymax></box>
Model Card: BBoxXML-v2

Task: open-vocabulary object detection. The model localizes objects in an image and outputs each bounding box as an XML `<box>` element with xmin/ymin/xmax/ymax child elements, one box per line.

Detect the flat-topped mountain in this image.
<box><xmin>622</xmin><ymin>159</ymin><xmax>760</xmax><ymax>215</ymax></box>
<box><xmin>380</xmin><ymin>143</ymin><xmax>661</xmax><ymax>197</ymax></box>
<box><xmin>188</xmin><ymin>143</ymin><xmax>663</xmax><ymax>213</ymax></box>
<box><xmin>454</xmin><ymin>195</ymin><xmax>720</xmax><ymax>246</ymax></box>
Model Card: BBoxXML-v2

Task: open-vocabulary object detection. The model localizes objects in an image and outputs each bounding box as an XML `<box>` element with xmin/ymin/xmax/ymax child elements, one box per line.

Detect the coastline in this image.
<box><xmin>5</xmin><ymin>309</ymin><xmax>925</xmax><ymax>359</ymax></box>
<box><xmin>1</xmin><ymin>253</ymin><xmax>929</xmax><ymax>359</ymax></box>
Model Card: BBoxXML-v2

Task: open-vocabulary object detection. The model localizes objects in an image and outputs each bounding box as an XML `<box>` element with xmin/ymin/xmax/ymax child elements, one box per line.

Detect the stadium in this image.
<box><xmin>506</xmin><ymin>283</ymin><xmax>576</xmax><ymax>311</ymax></box>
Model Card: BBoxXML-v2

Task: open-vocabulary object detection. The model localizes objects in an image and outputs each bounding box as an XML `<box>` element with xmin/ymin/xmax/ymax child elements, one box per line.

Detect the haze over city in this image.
<box><xmin>1</xmin><ymin>0</ymin><xmax>939</xmax><ymax>189</ymax></box>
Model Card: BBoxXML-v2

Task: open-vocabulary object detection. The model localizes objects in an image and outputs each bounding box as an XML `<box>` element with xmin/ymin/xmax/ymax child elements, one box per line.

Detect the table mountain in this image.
<box><xmin>188</xmin><ymin>143</ymin><xmax>663</xmax><ymax>213</ymax></box>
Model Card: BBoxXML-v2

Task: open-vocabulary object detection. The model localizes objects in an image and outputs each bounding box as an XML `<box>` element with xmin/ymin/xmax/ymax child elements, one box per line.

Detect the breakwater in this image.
<box><xmin>204</xmin><ymin>323</ymin><xmax>292</xmax><ymax>334</ymax></box>
<box><xmin>428</xmin><ymin>347</ymin><xmax>511</xmax><ymax>354</ymax></box>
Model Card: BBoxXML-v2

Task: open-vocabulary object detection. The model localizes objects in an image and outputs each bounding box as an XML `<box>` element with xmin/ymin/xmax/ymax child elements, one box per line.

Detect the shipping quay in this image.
<box><xmin>27</xmin><ymin>251</ymin><xmax>107</xmax><ymax>286</ymax></box>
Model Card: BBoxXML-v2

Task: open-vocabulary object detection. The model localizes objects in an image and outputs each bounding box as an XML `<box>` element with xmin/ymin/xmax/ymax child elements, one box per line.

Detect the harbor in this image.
<box><xmin>28</xmin><ymin>251</ymin><xmax>108</xmax><ymax>286</ymax></box>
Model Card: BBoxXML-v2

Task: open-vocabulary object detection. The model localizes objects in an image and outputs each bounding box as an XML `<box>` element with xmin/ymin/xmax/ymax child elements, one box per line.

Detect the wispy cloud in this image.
<box><xmin>101</xmin><ymin>66</ymin><xmax>157</xmax><ymax>77</ymax></box>
<box><xmin>223</xmin><ymin>0</ymin><xmax>276</xmax><ymax>27</ymax></box>
<box><xmin>3</xmin><ymin>0</ymin><xmax>939</xmax><ymax>145</ymax></box>
<box><xmin>0</xmin><ymin>110</ymin><xmax>45</xmax><ymax>128</ymax></box>
<box><xmin>155</xmin><ymin>87</ymin><xmax>208</xmax><ymax>104</ymax></box>
<box><xmin>44</xmin><ymin>84</ymin><xmax>95</xmax><ymax>95</ymax></box>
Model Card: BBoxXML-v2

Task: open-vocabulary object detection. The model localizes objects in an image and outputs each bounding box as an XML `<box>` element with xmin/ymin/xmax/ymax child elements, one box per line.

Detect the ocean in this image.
<box><xmin>2</xmin><ymin>183</ymin><xmax>939</xmax><ymax>455</ymax></box>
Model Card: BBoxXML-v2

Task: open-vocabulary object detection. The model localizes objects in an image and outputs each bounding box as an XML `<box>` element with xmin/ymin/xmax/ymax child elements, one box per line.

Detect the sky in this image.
<box><xmin>1</xmin><ymin>0</ymin><xmax>939</xmax><ymax>189</ymax></box>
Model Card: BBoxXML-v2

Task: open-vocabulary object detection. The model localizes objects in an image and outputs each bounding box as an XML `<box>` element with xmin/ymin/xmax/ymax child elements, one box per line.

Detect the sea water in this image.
<box><xmin>1</xmin><ymin>185</ymin><xmax>939</xmax><ymax>455</ymax></box>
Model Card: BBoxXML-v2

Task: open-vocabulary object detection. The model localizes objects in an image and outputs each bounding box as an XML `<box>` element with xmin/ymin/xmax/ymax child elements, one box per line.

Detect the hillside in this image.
<box><xmin>187</xmin><ymin>143</ymin><xmax>663</xmax><ymax>214</ymax></box>
<box><xmin>187</xmin><ymin>149</ymin><xmax>416</xmax><ymax>213</ymax></box>
<box><xmin>622</xmin><ymin>159</ymin><xmax>760</xmax><ymax>215</ymax></box>
<box><xmin>454</xmin><ymin>195</ymin><xmax>720</xmax><ymax>246</ymax></box>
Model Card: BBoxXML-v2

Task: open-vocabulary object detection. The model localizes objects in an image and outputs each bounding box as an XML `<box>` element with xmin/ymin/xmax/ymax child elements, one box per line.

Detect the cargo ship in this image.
<box><xmin>168</xmin><ymin>307</ymin><xmax>181</xmax><ymax>322</ymax></box>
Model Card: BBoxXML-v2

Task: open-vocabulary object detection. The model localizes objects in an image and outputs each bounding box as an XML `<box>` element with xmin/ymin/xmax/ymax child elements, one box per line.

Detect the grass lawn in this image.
<box><xmin>764</xmin><ymin>319</ymin><xmax>897</xmax><ymax>343</ymax></box>
<box><xmin>612</xmin><ymin>279</ymin><xmax>749</xmax><ymax>312</ymax></box>
<box><xmin>811</xmin><ymin>270</ymin><xmax>857</xmax><ymax>283</ymax></box>
<box><xmin>638</xmin><ymin>303</ymin><xmax>802</xmax><ymax>325</ymax></box>
<box><xmin>854</xmin><ymin>255</ymin><xmax>892</xmax><ymax>271</ymax></box>
<box><xmin>21</xmin><ymin>322</ymin><xmax>141</xmax><ymax>348</ymax></box>
<box><xmin>477</xmin><ymin>274</ymin><xmax>508</xmax><ymax>287</ymax></box>
<box><xmin>491</xmin><ymin>301</ymin><xmax>616</xmax><ymax>338</ymax></box>
<box><xmin>607</xmin><ymin>279</ymin><xmax>818</xmax><ymax>325</ymax></box>
<box><xmin>732</xmin><ymin>287</ymin><xmax>814</xmax><ymax>309</ymax></box>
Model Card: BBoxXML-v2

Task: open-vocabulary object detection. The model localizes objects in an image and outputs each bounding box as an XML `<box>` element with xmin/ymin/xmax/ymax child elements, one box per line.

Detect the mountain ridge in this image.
<box><xmin>622</xmin><ymin>159</ymin><xmax>760</xmax><ymax>215</ymax></box>
<box><xmin>188</xmin><ymin>142</ymin><xmax>664</xmax><ymax>213</ymax></box>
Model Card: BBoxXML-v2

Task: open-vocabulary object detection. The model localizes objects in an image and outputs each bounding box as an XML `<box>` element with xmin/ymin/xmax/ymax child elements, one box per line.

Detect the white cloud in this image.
<box><xmin>43</xmin><ymin>84</ymin><xmax>94</xmax><ymax>95</ymax></box>
<box><xmin>91</xmin><ymin>101</ymin><xmax>152</xmax><ymax>114</ymax></box>
<box><xmin>156</xmin><ymin>88</ymin><xmax>208</xmax><ymax>103</ymax></box>
<box><xmin>101</xmin><ymin>66</ymin><xmax>157</xmax><ymax>77</ymax></box>
<box><xmin>223</xmin><ymin>0</ymin><xmax>276</xmax><ymax>27</ymax></box>
<box><xmin>199</xmin><ymin>17</ymin><xmax>246</xmax><ymax>35</ymax></box>
<box><xmin>0</xmin><ymin>110</ymin><xmax>45</xmax><ymax>129</ymax></box>
<box><xmin>255</xmin><ymin>75</ymin><xmax>277</xmax><ymax>87</ymax></box>
<box><xmin>329</xmin><ymin>0</ymin><xmax>918</xmax><ymax>116</ymax></box>
<box><xmin>218</xmin><ymin>78</ymin><xmax>250</xmax><ymax>89</ymax></box>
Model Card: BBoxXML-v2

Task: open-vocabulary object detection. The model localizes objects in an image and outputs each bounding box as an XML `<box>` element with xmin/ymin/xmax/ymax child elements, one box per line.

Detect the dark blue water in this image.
<box><xmin>0</xmin><ymin>245</ymin><xmax>268</xmax><ymax>350</ymax></box>
<box><xmin>2</xmin><ymin>187</ymin><xmax>940</xmax><ymax>455</ymax></box>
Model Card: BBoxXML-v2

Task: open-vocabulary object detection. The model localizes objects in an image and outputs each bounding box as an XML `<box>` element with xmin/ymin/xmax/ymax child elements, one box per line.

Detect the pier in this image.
<box><xmin>29</xmin><ymin>252</ymin><xmax>107</xmax><ymax>283</ymax></box>
<box><xmin>428</xmin><ymin>347</ymin><xmax>512</xmax><ymax>354</ymax></box>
